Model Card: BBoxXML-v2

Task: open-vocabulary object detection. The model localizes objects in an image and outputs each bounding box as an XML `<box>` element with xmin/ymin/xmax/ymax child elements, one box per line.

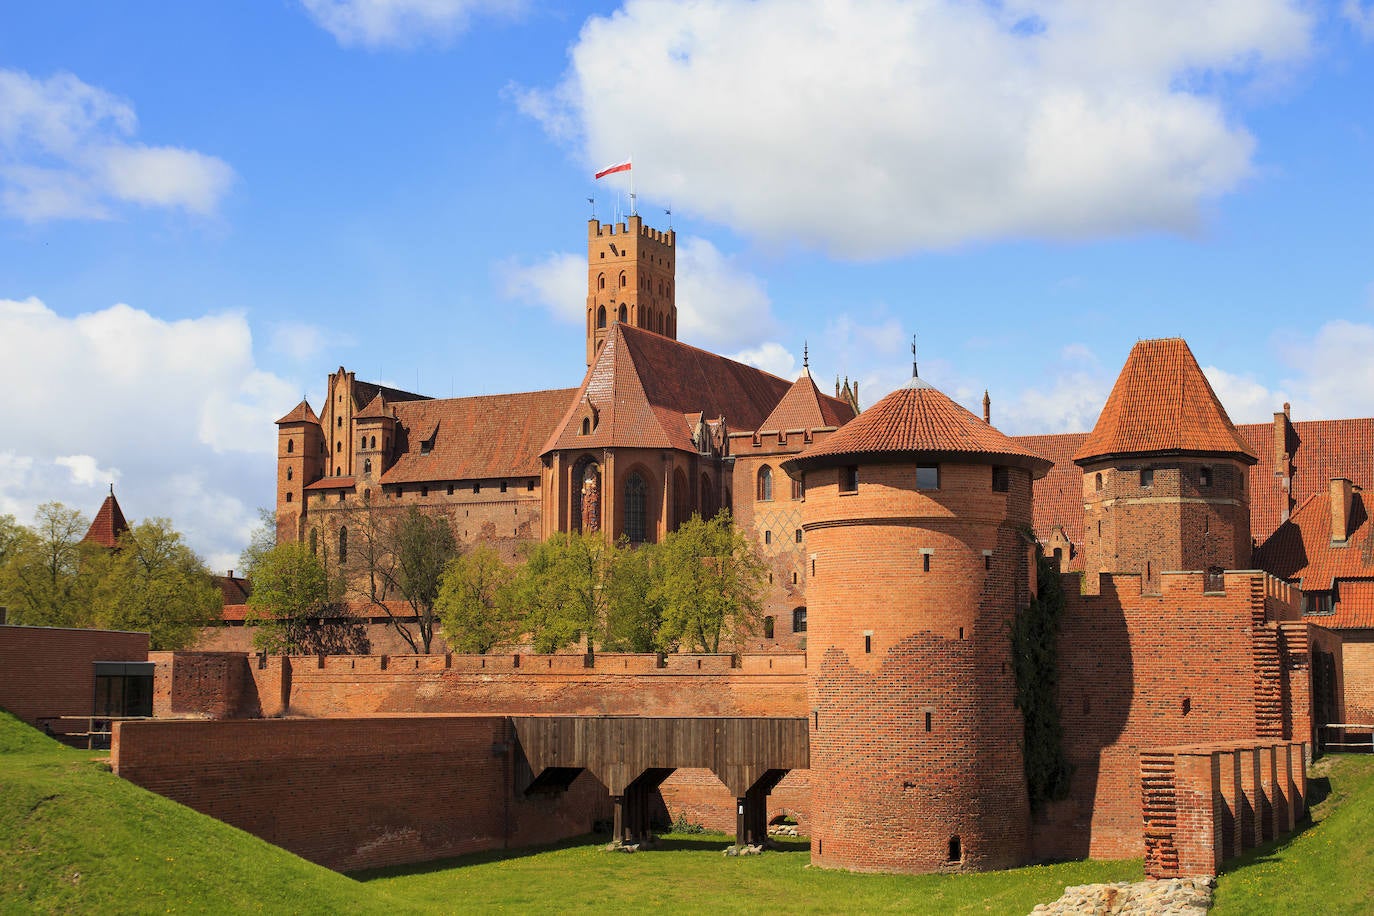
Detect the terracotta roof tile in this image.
<box><xmin>760</xmin><ymin>371</ymin><xmax>856</xmax><ymax>432</ymax></box>
<box><xmin>1309</xmin><ymin>580</ymin><xmax>1374</xmax><ymax>629</ymax></box>
<box><xmin>383</xmin><ymin>388</ymin><xmax>577</xmax><ymax>483</ymax></box>
<box><xmin>542</xmin><ymin>323</ymin><xmax>794</xmax><ymax>454</ymax></box>
<box><xmin>355</xmin><ymin>392</ymin><xmax>392</xmax><ymax>420</ymax></box>
<box><xmin>349</xmin><ymin>379</ymin><xmax>427</xmax><ymax>410</ymax></box>
<box><xmin>1254</xmin><ymin>488</ymin><xmax>1373</xmax><ymax>590</ymax></box>
<box><xmin>216</xmin><ymin>574</ymin><xmax>251</xmax><ymax>605</ymax></box>
<box><xmin>793</xmin><ymin>376</ymin><xmax>1052</xmax><ymax>475</ymax></box>
<box><xmin>276</xmin><ymin>399</ymin><xmax>319</xmax><ymax>425</ymax></box>
<box><xmin>1015</xmin><ymin>431</ymin><xmax>1090</xmax><ymax>550</ymax></box>
<box><xmin>304</xmin><ymin>476</ymin><xmax>357</xmax><ymax>491</ymax></box>
<box><xmin>82</xmin><ymin>491</ymin><xmax>129</xmax><ymax>548</ymax></box>
<box><xmin>1074</xmin><ymin>338</ymin><xmax>1256</xmax><ymax>465</ymax></box>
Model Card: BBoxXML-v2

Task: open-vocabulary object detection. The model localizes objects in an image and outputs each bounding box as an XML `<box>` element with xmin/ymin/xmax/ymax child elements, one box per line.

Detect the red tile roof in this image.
<box><xmin>1310</xmin><ymin>580</ymin><xmax>1374</xmax><ymax>629</ymax></box>
<box><xmin>542</xmin><ymin>323</ymin><xmax>795</xmax><ymax>454</ymax></box>
<box><xmin>276</xmin><ymin>399</ymin><xmax>320</xmax><ymax>425</ymax></box>
<box><xmin>1254</xmin><ymin>488</ymin><xmax>1372</xmax><ymax>590</ymax></box>
<box><xmin>384</xmin><ymin>388</ymin><xmax>577</xmax><ymax>483</ymax></box>
<box><xmin>216</xmin><ymin>574</ymin><xmax>251</xmax><ymax>605</ymax></box>
<box><xmin>355</xmin><ymin>392</ymin><xmax>392</xmax><ymax>420</ymax></box>
<box><xmin>304</xmin><ymin>476</ymin><xmax>357</xmax><ymax>491</ymax></box>
<box><xmin>792</xmin><ymin>376</ymin><xmax>1052</xmax><ymax>475</ymax></box>
<box><xmin>82</xmin><ymin>491</ymin><xmax>130</xmax><ymax>548</ymax></box>
<box><xmin>1015</xmin><ymin>431</ymin><xmax>1090</xmax><ymax>550</ymax></box>
<box><xmin>759</xmin><ymin>370</ymin><xmax>855</xmax><ymax>432</ymax></box>
<box><xmin>1074</xmin><ymin>338</ymin><xmax>1256</xmax><ymax>465</ymax></box>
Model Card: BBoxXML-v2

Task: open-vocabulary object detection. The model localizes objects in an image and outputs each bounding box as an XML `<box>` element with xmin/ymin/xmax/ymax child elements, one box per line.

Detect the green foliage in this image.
<box><xmin>0</xmin><ymin>502</ymin><xmax>93</xmax><ymax>628</ymax></box>
<box><xmin>670</xmin><ymin>811</ymin><xmax>706</xmax><ymax>835</ymax></box>
<box><xmin>651</xmin><ymin>512</ymin><xmax>766</xmax><ymax>653</ymax></box>
<box><xmin>237</xmin><ymin>506</ymin><xmax>279</xmax><ymax>580</ymax></box>
<box><xmin>511</xmin><ymin>531</ymin><xmax>613</xmax><ymax>653</ymax></box>
<box><xmin>245</xmin><ymin>541</ymin><xmax>337</xmax><ymax>654</ymax></box>
<box><xmin>86</xmin><ymin>519</ymin><xmax>221</xmax><ymax>650</ymax></box>
<box><xmin>1011</xmin><ymin>551</ymin><xmax>1072</xmax><ymax>811</ymax></box>
<box><xmin>348</xmin><ymin>505</ymin><xmax>459</xmax><ymax>654</ymax></box>
<box><xmin>601</xmin><ymin>540</ymin><xmax>661</xmax><ymax>652</ymax></box>
<box><xmin>435</xmin><ymin>544</ymin><xmax>518</xmax><ymax>654</ymax></box>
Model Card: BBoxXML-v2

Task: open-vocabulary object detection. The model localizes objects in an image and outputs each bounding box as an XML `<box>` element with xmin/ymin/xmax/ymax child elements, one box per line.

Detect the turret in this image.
<box><xmin>586</xmin><ymin>215</ymin><xmax>676</xmax><ymax>366</ymax></box>
<box><xmin>275</xmin><ymin>399</ymin><xmax>324</xmax><ymax>542</ymax></box>
<box><xmin>783</xmin><ymin>373</ymin><xmax>1051</xmax><ymax>873</ymax></box>
<box><xmin>1074</xmin><ymin>339</ymin><xmax>1257</xmax><ymax>593</ymax></box>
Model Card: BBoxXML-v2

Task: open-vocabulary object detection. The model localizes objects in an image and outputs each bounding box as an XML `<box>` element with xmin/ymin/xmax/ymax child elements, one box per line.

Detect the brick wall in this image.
<box><xmin>150</xmin><ymin>651</ymin><xmax>254</xmax><ymax>719</ymax></box>
<box><xmin>112</xmin><ymin>716</ymin><xmax>611</xmax><ymax>872</ymax></box>
<box><xmin>0</xmin><ymin>626</ymin><xmax>148</xmax><ymax>727</ymax></box>
<box><xmin>1034</xmin><ymin>570</ymin><xmax>1306</xmax><ymax>861</ymax></box>
<box><xmin>1339</xmin><ymin>633</ymin><xmax>1374</xmax><ymax>723</ymax></box>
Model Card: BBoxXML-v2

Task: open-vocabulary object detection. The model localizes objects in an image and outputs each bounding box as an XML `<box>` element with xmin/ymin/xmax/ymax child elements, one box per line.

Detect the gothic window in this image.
<box><xmin>618</xmin><ymin>304</ymin><xmax>627</xmax><ymax>322</ymax></box>
<box><xmin>336</xmin><ymin>442</ymin><xmax>342</xmax><ymax>453</ymax></box>
<box><xmin>624</xmin><ymin>471</ymin><xmax>648</xmax><ymax>544</ymax></box>
<box><xmin>581</xmin><ymin>418</ymin><xmax>591</xmax><ymax>435</ymax></box>
<box><xmin>360</xmin><ymin>437</ymin><xmax>366</xmax><ymax>450</ymax></box>
<box><xmin>792</xmin><ymin>607</ymin><xmax>807</xmax><ymax>633</ymax></box>
<box><xmin>1095</xmin><ymin>472</ymin><xmax>1103</xmax><ymax>491</ymax></box>
<box><xmin>287</xmin><ymin>439</ymin><xmax>294</xmax><ymax>454</ymax></box>
<box><xmin>597</xmin><ymin>305</ymin><xmax>607</xmax><ymax>328</ymax></box>
<box><xmin>619</xmin><ymin>271</ymin><xmax>627</xmax><ymax>288</ymax></box>
<box><xmin>286</xmin><ymin>467</ymin><xmax>293</xmax><ymax>481</ymax></box>
<box><xmin>337</xmin><ymin>417</ymin><xmax>343</xmax><ymax>428</ymax></box>
<box><xmin>338</xmin><ymin>527</ymin><xmax>347</xmax><ymax>564</ymax></box>
<box><xmin>758</xmin><ymin>465</ymin><xmax>773</xmax><ymax>501</ymax></box>
<box><xmin>370</xmin><ymin>436</ymin><xmax>376</xmax><ymax>449</ymax></box>
<box><xmin>763</xmin><ymin>616</ymin><xmax>775</xmax><ymax>639</ymax></box>
<box><xmin>598</xmin><ymin>274</ymin><xmax>606</xmax><ymax>290</ymax></box>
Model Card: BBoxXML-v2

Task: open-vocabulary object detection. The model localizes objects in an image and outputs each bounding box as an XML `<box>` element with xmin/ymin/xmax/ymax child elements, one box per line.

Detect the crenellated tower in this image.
<box><xmin>275</xmin><ymin>399</ymin><xmax>324</xmax><ymax>542</ymax></box>
<box><xmin>586</xmin><ymin>215</ymin><xmax>676</xmax><ymax>366</ymax></box>
<box><xmin>784</xmin><ymin>372</ymin><xmax>1052</xmax><ymax>873</ymax></box>
<box><xmin>1074</xmin><ymin>338</ymin><xmax>1256</xmax><ymax>594</ymax></box>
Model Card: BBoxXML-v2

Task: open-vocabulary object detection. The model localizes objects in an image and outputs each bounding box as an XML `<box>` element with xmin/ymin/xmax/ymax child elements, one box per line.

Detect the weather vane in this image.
<box><xmin>912</xmin><ymin>334</ymin><xmax>919</xmax><ymax>378</ymax></box>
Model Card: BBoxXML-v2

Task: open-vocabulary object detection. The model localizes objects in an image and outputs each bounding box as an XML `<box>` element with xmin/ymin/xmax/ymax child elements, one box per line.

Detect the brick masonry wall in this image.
<box><xmin>150</xmin><ymin>651</ymin><xmax>252</xmax><ymax>719</ymax></box>
<box><xmin>1339</xmin><ymin>634</ymin><xmax>1374</xmax><ymax>723</ymax></box>
<box><xmin>1033</xmin><ymin>571</ymin><xmax>1304</xmax><ymax>861</ymax></box>
<box><xmin>0</xmin><ymin>626</ymin><xmax>149</xmax><ymax>726</ymax></box>
<box><xmin>803</xmin><ymin>460</ymin><xmax>1034</xmax><ymax>873</ymax></box>
<box><xmin>112</xmin><ymin>716</ymin><xmax>611</xmax><ymax>872</ymax></box>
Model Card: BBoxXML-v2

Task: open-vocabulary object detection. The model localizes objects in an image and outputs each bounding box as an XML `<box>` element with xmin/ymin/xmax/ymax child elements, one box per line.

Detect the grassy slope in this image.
<box><xmin>0</xmin><ymin>711</ymin><xmax>412</xmax><ymax>916</ymax></box>
<box><xmin>1212</xmin><ymin>754</ymin><xmax>1374</xmax><ymax>916</ymax></box>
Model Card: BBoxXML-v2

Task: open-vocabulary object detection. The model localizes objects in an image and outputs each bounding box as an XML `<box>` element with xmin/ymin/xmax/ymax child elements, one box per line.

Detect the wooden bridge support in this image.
<box><xmin>612</xmin><ymin>768</ymin><xmax>673</xmax><ymax>846</ymax></box>
<box><xmin>735</xmin><ymin>769</ymin><xmax>787</xmax><ymax>847</ymax></box>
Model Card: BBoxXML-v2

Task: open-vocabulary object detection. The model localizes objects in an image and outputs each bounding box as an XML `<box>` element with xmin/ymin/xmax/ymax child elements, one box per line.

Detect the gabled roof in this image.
<box><xmin>759</xmin><ymin>370</ymin><xmax>855</xmax><ymax>432</ymax></box>
<box><xmin>216</xmin><ymin>573</ymin><xmax>251</xmax><ymax>605</ymax></box>
<box><xmin>82</xmin><ymin>490</ymin><xmax>130</xmax><ymax>548</ymax></box>
<box><xmin>1074</xmin><ymin>338</ymin><xmax>1256</xmax><ymax>465</ymax></box>
<box><xmin>789</xmin><ymin>376</ymin><xmax>1052</xmax><ymax>476</ymax></box>
<box><xmin>355</xmin><ymin>392</ymin><xmax>392</xmax><ymax>420</ymax></box>
<box><xmin>384</xmin><ymin>388</ymin><xmax>578</xmax><ymax>483</ymax></box>
<box><xmin>304</xmin><ymin>476</ymin><xmax>357</xmax><ymax>491</ymax></box>
<box><xmin>344</xmin><ymin>374</ymin><xmax>428</xmax><ymax>411</ymax></box>
<box><xmin>542</xmin><ymin>323</ymin><xmax>794</xmax><ymax>454</ymax></box>
<box><xmin>275</xmin><ymin>399</ymin><xmax>319</xmax><ymax>425</ymax></box>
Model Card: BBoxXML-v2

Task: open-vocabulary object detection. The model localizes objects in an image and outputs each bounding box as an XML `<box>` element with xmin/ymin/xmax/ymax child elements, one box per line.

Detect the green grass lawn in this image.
<box><xmin>4</xmin><ymin>705</ymin><xmax>1373</xmax><ymax>916</ymax></box>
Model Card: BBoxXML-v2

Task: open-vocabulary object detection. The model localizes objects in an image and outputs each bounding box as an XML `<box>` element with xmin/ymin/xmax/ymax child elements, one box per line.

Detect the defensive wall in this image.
<box><xmin>0</xmin><ymin>625</ymin><xmax>149</xmax><ymax>728</ymax></box>
<box><xmin>112</xmin><ymin>716</ymin><xmax>611</xmax><ymax>872</ymax></box>
<box><xmin>1034</xmin><ymin>570</ymin><xmax>1312</xmax><ymax>861</ymax></box>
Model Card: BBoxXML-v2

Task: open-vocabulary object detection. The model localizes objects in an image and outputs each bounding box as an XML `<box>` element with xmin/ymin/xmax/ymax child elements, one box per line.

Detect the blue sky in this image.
<box><xmin>1</xmin><ymin>0</ymin><xmax>1372</xmax><ymax>568</ymax></box>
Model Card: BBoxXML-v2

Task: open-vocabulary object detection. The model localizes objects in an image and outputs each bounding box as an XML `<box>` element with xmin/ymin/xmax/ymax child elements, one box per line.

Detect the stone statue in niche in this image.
<box><xmin>581</xmin><ymin>463</ymin><xmax>601</xmax><ymax>534</ymax></box>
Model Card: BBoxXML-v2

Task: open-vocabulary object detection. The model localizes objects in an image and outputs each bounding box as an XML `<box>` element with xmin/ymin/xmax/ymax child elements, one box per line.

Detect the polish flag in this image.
<box><xmin>595</xmin><ymin>159</ymin><xmax>632</xmax><ymax>180</ymax></box>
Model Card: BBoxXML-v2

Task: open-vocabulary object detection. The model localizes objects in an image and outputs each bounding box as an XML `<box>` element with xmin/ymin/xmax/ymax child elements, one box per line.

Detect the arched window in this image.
<box><xmin>763</xmin><ymin>616</ymin><xmax>775</xmax><ymax>639</ymax></box>
<box><xmin>1095</xmin><ymin>472</ymin><xmax>1103</xmax><ymax>491</ymax></box>
<box><xmin>338</xmin><ymin>526</ymin><xmax>348</xmax><ymax>564</ymax></box>
<box><xmin>285</xmin><ymin>491</ymin><xmax>293</xmax><ymax>503</ymax></box>
<box><xmin>619</xmin><ymin>271</ymin><xmax>627</xmax><ymax>288</ymax></box>
<box><xmin>598</xmin><ymin>273</ymin><xmax>606</xmax><ymax>290</ymax></box>
<box><xmin>618</xmin><ymin>304</ymin><xmax>627</xmax><ymax>323</ymax></box>
<box><xmin>309</xmin><ymin>528</ymin><xmax>318</xmax><ymax>556</ymax></box>
<box><xmin>597</xmin><ymin>305</ymin><xmax>607</xmax><ymax>328</ymax></box>
<box><xmin>370</xmin><ymin>436</ymin><xmax>376</xmax><ymax>449</ymax></box>
<box><xmin>758</xmin><ymin>465</ymin><xmax>773</xmax><ymax>501</ymax></box>
<box><xmin>581</xmin><ymin>417</ymin><xmax>591</xmax><ymax>435</ymax></box>
<box><xmin>287</xmin><ymin>439</ymin><xmax>294</xmax><ymax>454</ymax></box>
<box><xmin>360</xmin><ymin>436</ymin><xmax>366</xmax><ymax>450</ymax></box>
<box><xmin>337</xmin><ymin>417</ymin><xmax>343</xmax><ymax>428</ymax></box>
<box><xmin>363</xmin><ymin>458</ymin><xmax>372</xmax><ymax>475</ymax></box>
<box><xmin>286</xmin><ymin>467</ymin><xmax>293</xmax><ymax>481</ymax></box>
<box><xmin>624</xmin><ymin>472</ymin><xmax>648</xmax><ymax>544</ymax></box>
<box><xmin>336</xmin><ymin>441</ymin><xmax>342</xmax><ymax>453</ymax></box>
<box><xmin>700</xmin><ymin>472</ymin><xmax>715</xmax><ymax>518</ymax></box>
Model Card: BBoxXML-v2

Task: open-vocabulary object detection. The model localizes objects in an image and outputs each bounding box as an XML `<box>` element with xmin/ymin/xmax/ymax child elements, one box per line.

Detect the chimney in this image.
<box><xmin>1331</xmin><ymin>478</ymin><xmax>1354</xmax><ymax>544</ymax></box>
<box><xmin>982</xmin><ymin>390</ymin><xmax>991</xmax><ymax>424</ymax></box>
<box><xmin>228</xmin><ymin>569</ymin><xmax>234</xmax><ymax>579</ymax></box>
<box><xmin>1273</xmin><ymin>409</ymin><xmax>1294</xmax><ymax>521</ymax></box>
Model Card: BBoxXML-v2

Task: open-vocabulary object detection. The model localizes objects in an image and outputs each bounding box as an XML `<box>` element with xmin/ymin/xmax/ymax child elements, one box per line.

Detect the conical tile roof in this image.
<box><xmin>275</xmin><ymin>399</ymin><xmax>319</xmax><ymax>425</ymax></box>
<box><xmin>760</xmin><ymin>370</ymin><xmax>855</xmax><ymax>431</ymax></box>
<box><xmin>787</xmin><ymin>376</ymin><xmax>1051</xmax><ymax>476</ymax></box>
<box><xmin>83</xmin><ymin>490</ymin><xmax>130</xmax><ymax>548</ymax></box>
<box><xmin>1073</xmin><ymin>338</ymin><xmax>1256</xmax><ymax>465</ymax></box>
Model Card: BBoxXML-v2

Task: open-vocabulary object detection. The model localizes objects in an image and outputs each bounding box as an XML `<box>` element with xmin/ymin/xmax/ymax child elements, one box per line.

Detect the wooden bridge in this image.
<box><xmin>511</xmin><ymin>717</ymin><xmax>809</xmax><ymax>847</ymax></box>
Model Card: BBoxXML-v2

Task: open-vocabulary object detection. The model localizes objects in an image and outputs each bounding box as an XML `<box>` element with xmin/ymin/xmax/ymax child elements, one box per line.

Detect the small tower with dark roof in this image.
<box><xmin>275</xmin><ymin>398</ymin><xmax>324</xmax><ymax>543</ymax></box>
<box><xmin>1074</xmin><ymin>338</ymin><xmax>1257</xmax><ymax>593</ymax></box>
<box><xmin>83</xmin><ymin>485</ymin><xmax>130</xmax><ymax>549</ymax></box>
<box><xmin>784</xmin><ymin>370</ymin><xmax>1052</xmax><ymax>874</ymax></box>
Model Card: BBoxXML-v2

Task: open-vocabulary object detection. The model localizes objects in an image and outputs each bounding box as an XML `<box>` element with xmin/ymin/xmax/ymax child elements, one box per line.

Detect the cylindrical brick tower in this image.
<box><xmin>783</xmin><ymin>374</ymin><xmax>1052</xmax><ymax>873</ymax></box>
<box><xmin>1073</xmin><ymin>338</ymin><xmax>1257</xmax><ymax>593</ymax></box>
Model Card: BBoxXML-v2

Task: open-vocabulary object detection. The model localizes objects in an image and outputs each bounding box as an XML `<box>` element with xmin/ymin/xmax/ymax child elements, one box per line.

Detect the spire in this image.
<box><xmin>911</xmin><ymin>334</ymin><xmax>918</xmax><ymax>378</ymax></box>
<box><xmin>83</xmin><ymin>488</ymin><xmax>130</xmax><ymax>549</ymax></box>
<box><xmin>982</xmin><ymin>390</ymin><xmax>991</xmax><ymax>424</ymax></box>
<box><xmin>802</xmin><ymin>341</ymin><xmax>809</xmax><ymax>371</ymax></box>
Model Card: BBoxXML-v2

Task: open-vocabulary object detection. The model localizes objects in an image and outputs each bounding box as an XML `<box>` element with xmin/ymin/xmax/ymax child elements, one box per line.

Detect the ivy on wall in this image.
<box><xmin>1012</xmin><ymin>551</ymin><xmax>1073</xmax><ymax>812</ymax></box>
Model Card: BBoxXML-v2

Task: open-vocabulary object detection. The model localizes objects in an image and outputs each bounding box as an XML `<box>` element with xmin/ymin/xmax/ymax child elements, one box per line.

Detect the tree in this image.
<box><xmin>87</xmin><ymin>519</ymin><xmax>221</xmax><ymax>650</ymax></box>
<box><xmin>435</xmin><ymin>544</ymin><xmax>518</xmax><ymax>653</ymax></box>
<box><xmin>0</xmin><ymin>502</ymin><xmax>94</xmax><ymax>627</ymax></box>
<box><xmin>237</xmin><ymin>507</ymin><xmax>278</xmax><ymax>580</ymax></box>
<box><xmin>652</xmin><ymin>512</ymin><xmax>766</xmax><ymax>653</ymax></box>
<box><xmin>245</xmin><ymin>542</ymin><xmax>336</xmax><ymax>654</ymax></box>
<box><xmin>348</xmin><ymin>505</ymin><xmax>458</xmax><ymax>654</ymax></box>
<box><xmin>512</xmin><ymin>530</ymin><xmax>615</xmax><ymax>653</ymax></box>
<box><xmin>602</xmin><ymin>540</ymin><xmax>661</xmax><ymax>652</ymax></box>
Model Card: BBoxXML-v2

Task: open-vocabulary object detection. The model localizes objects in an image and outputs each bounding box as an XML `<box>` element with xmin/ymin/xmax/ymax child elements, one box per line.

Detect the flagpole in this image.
<box><xmin>629</xmin><ymin>154</ymin><xmax>635</xmax><ymax>216</ymax></box>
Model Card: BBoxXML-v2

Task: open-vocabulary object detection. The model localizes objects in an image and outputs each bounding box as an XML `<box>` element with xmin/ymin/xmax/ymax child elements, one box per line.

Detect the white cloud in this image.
<box><xmin>499</xmin><ymin>235</ymin><xmax>778</xmax><ymax>350</ymax></box>
<box><xmin>728</xmin><ymin>342</ymin><xmax>796</xmax><ymax>379</ymax></box>
<box><xmin>300</xmin><ymin>0</ymin><xmax>524</xmax><ymax>48</ymax></box>
<box><xmin>0</xmin><ymin>297</ymin><xmax>297</xmax><ymax>571</ymax></box>
<box><xmin>1345</xmin><ymin>1</ymin><xmax>1374</xmax><ymax>40</ymax></box>
<box><xmin>0</xmin><ymin>69</ymin><xmax>234</xmax><ymax>222</ymax></box>
<box><xmin>520</xmin><ymin>0</ymin><xmax>1312</xmax><ymax>256</ymax></box>
<box><xmin>269</xmin><ymin>320</ymin><xmax>356</xmax><ymax>363</ymax></box>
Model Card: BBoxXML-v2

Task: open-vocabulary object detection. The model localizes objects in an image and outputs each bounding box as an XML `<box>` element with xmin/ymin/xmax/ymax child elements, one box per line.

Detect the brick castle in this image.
<box><xmin>14</xmin><ymin>211</ymin><xmax>1370</xmax><ymax>878</ymax></box>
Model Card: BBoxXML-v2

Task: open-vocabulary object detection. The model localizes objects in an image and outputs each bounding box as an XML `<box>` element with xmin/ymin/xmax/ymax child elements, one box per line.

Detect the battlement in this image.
<box><xmin>588</xmin><ymin>215</ymin><xmax>675</xmax><ymax>247</ymax></box>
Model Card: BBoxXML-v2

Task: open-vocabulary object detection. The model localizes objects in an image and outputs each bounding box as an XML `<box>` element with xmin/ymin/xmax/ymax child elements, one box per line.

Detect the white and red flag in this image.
<box><xmin>594</xmin><ymin>158</ymin><xmax>632</xmax><ymax>180</ymax></box>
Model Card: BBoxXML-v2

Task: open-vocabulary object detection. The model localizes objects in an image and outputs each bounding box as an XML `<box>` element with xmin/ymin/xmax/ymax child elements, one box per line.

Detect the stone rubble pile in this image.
<box><xmin>767</xmin><ymin>823</ymin><xmax>801</xmax><ymax>837</ymax></box>
<box><xmin>723</xmin><ymin>844</ymin><xmax>765</xmax><ymax>856</ymax></box>
<box><xmin>1031</xmin><ymin>876</ymin><xmax>1214</xmax><ymax>915</ymax></box>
